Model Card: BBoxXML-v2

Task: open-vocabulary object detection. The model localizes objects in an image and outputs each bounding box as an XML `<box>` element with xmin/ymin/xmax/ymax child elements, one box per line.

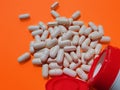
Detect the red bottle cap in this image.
<box><xmin>88</xmin><ymin>46</ymin><xmax>120</xmax><ymax>90</ymax></box>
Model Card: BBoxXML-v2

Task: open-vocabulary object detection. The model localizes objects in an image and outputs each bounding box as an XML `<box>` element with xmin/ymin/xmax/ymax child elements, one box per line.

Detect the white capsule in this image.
<box><xmin>56</xmin><ymin>17</ymin><xmax>69</xmax><ymax>25</ymax></box>
<box><xmin>72</xmin><ymin>35</ymin><xmax>79</xmax><ymax>46</ymax></box>
<box><xmin>70</xmin><ymin>52</ymin><xmax>78</xmax><ymax>63</ymax></box>
<box><xmin>18</xmin><ymin>52</ymin><xmax>30</xmax><ymax>63</ymax></box>
<box><xmin>42</xmin><ymin>64</ymin><xmax>49</xmax><ymax>78</ymax></box>
<box><xmin>69</xmin><ymin>26</ymin><xmax>80</xmax><ymax>32</ymax></box>
<box><xmin>58</xmin><ymin>25</ymin><xmax>67</xmax><ymax>34</ymax></box>
<box><xmin>47</xmin><ymin>58</ymin><xmax>56</xmax><ymax>63</ymax></box>
<box><xmin>76</xmin><ymin>46</ymin><xmax>81</xmax><ymax>58</ymax></box>
<box><xmin>73</xmin><ymin>21</ymin><xmax>84</xmax><ymax>26</ymax></box>
<box><xmin>95</xmin><ymin>44</ymin><xmax>102</xmax><ymax>55</ymax></box>
<box><xmin>59</xmin><ymin>40</ymin><xmax>71</xmax><ymax>48</ymax></box>
<box><xmin>48</xmin><ymin>27</ymin><xmax>54</xmax><ymax>35</ymax></box>
<box><xmin>33</xmin><ymin>52</ymin><xmax>43</xmax><ymax>58</ymax></box>
<box><xmin>84</xmin><ymin>48</ymin><xmax>95</xmax><ymax>60</ymax></box>
<box><xmin>33</xmin><ymin>41</ymin><xmax>46</xmax><ymax>50</ymax></box>
<box><xmin>76</xmin><ymin>68</ymin><xmax>88</xmax><ymax>80</ymax></box>
<box><xmin>64</xmin><ymin>46</ymin><xmax>76</xmax><ymax>52</ymax></box>
<box><xmin>49</xmin><ymin>69</ymin><xmax>63</xmax><ymax>76</ymax></box>
<box><xmin>47</xmin><ymin>22</ymin><xmax>58</xmax><ymax>27</ymax></box>
<box><xmin>81</xmin><ymin>53</ymin><xmax>86</xmax><ymax>64</ymax></box>
<box><xmin>28</xmin><ymin>25</ymin><xmax>39</xmax><ymax>31</ymax></box>
<box><xmin>79</xmin><ymin>25</ymin><xmax>86</xmax><ymax>35</ymax></box>
<box><xmin>78</xmin><ymin>35</ymin><xmax>86</xmax><ymax>45</ymax></box>
<box><xmin>90</xmin><ymin>40</ymin><xmax>98</xmax><ymax>48</ymax></box>
<box><xmin>63</xmin><ymin>68</ymin><xmax>77</xmax><ymax>77</ymax></box>
<box><xmin>64</xmin><ymin>53</ymin><xmax>73</xmax><ymax>63</ymax></box>
<box><xmin>32</xmin><ymin>58</ymin><xmax>42</xmax><ymax>65</ymax></box>
<box><xmin>63</xmin><ymin>57</ymin><xmax>69</xmax><ymax>68</ymax></box>
<box><xmin>89</xmin><ymin>31</ymin><xmax>103</xmax><ymax>40</ymax></box>
<box><xmin>68</xmin><ymin>18</ymin><xmax>73</xmax><ymax>25</ymax></box>
<box><xmin>49</xmin><ymin>62</ymin><xmax>62</xmax><ymax>69</ymax></box>
<box><xmin>31</xmin><ymin>29</ymin><xmax>43</xmax><ymax>36</ymax></box>
<box><xmin>41</xmin><ymin>30</ymin><xmax>49</xmax><ymax>41</ymax></box>
<box><xmin>98</xmin><ymin>25</ymin><xmax>104</xmax><ymax>35</ymax></box>
<box><xmin>81</xmin><ymin>64</ymin><xmax>91</xmax><ymax>72</ymax></box>
<box><xmin>56</xmin><ymin>49</ymin><xmax>64</xmax><ymax>64</ymax></box>
<box><xmin>50</xmin><ymin>45</ymin><xmax>59</xmax><ymax>58</ymax></box>
<box><xmin>71</xmin><ymin>11</ymin><xmax>81</xmax><ymax>20</ymax></box>
<box><xmin>51</xmin><ymin>1</ymin><xmax>59</xmax><ymax>10</ymax></box>
<box><xmin>35</xmin><ymin>35</ymin><xmax>41</xmax><ymax>42</ymax></box>
<box><xmin>29</xmin><ymin>46</ymin><xmax>35</xmax><ymax>54</ymax></box>
<box><xmin>88</xmin><ymin>22</ymin><xmax>97</xmax><ymax>31</ymax></box>
<box><xmin>62</xmin><ymin>31</ymin><xmax>74</xmax><ymax>40</ymax></box>
<box><xmin>81</xmin><ymin>38</ymin><xmax>91</xmax><ymax>51</ymax></box>
<box><xmin>88</xmin><ymin>59</ymin><xmax>94</xmax><ymax>65</ymax></box>
<box><xmin>71</xmin><ymin>31</ymin><xmax>79</xmax><ymax>35</ymax></box>
<box><xmin>69</xmin><ymin>59</ymin><xmax>81</xmax><ymax>70</ymax></box>
<box><xmin>84</xmin><ymin>27</ymin><xmax>92</xmax><ymax>36</ymax></box>
<box><xmin>100</xmin><ymin>36</ymin><xmax>111</xmax><ymax>43</ymax></box>
<box><xmin>19</xmin><ymin>13</ymin><xmax>30</xmax><ymax>19</ymax></box>
<box><xmin>38</xmin><ymin>22</ymin><xmax>47</xmax><ymax>30</ymax></box>
<box><xmin>51</xmin><ymin>27</ymin><xmax>61</xmax><ymax>38</ymax></box>
<box><xmin>46</xmin><ymin>38</ymin><xmax>58</xmax><ymax>48</ymax></box>
<box><xmin>51</xmin><ymin>10</ymin><xmax>60</xmax><ymax>18</ymax></box>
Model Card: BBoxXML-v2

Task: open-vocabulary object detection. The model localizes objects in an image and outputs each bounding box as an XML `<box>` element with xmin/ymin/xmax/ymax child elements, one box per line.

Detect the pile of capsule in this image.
<box><xmin>18</xmin><ymin>2</ymin><xmax>111</xmax><ymax>81</ymax></box>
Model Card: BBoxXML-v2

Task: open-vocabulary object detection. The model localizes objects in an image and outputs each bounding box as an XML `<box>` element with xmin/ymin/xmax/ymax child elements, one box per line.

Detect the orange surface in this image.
<box><xmin>0</xmin><ymin>0</ymin><xmax>120</xmax><ymax>90</ymax></box>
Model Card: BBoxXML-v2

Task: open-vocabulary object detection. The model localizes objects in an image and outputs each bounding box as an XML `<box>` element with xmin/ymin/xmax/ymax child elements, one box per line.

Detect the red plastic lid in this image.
<box><xmin>46</xmin><ymin>75</ymin><xmax>89</xmax><ymax>90</ymax></box>
<box><xmin>88</xmin><ymin>46</ymin><xmax>120</xmax><ymax>90</ymax></box>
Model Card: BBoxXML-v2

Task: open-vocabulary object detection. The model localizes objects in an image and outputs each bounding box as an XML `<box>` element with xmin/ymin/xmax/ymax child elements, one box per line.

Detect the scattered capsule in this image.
<box><xmin>68</xmin><ymin>18</ymin><xmax>73</xmax><ymax>25</ymax></box>
<box><xmin>70</xmin><ymin>52</ymin><xmax>78</xmax><ymax>63</ymax></box>
<box><xmin>58</xmin><ymin>25</ymin><xmax>67</xmax><ymax>34</ymax></box>
<box><xmin>19</xmin><ymin>13</ymin><xmax>30</xmax><ymax>19</ymax></box>
<box><xmin>47</xmin><ymin>58</ymin><xmax>56</xmax><ymax>63</ymax></box>
<box><xmin>51</xmin><ymin>1</ymin><xmax>59</xmax><ymax>10</ymax></box>
<box><xmin>89</xmin><ymin>31</ymin><xmax>103</xmax><ymax>40</ymax></box>
<box><xmin>69</xmin><ymin>59</ymin><xmax>81</xmax><ymax>70</ymax></box>
<box><xmin>84</xmin><ymin>48</ymin><xmax>95</xmax><ymax>60</ymax></box>
<box><xmin>29</xmin><ymin>46</ymin><xmax>35</xmax><ymax>54</ymax></box>
<box><xmin>95</xmin><ymin>44</ymin><xmax>102</xmax><ymax>55</ymax></box>
<box><xmin>46</xmin><ymin>38</ymin><xmax>58</xmax><ymax>48</ymax></box>
<box><xmin>49</xmin><ymin>69</ymin><xmax>63</xmax><ymax>76</ymax></box>
<box><xmin>50</xmin><ymin>45</ymin><xmax>59</xmax><ymax>58</ymax></box>
<box><xmin>81</xmin><ymin>53</ymin><xmax>86</xmax><ymax>64</ymax></box>
<box><xmin>64</xmin><ymin>53</ymin><xmax>73</xmax><ymax>63</ymax></box>
<box><xmin>69</xmin><ymin>25</ymin><xmax>80</xmax><ymax>32</ymax></box>
<box><xmin>42</xmin><ymin>64</ymin><xmax>49</xmax><ymax>78</ymax></box>
<box><xmin>88</xmin><ymin>22</ymin><xmax>97</xmax><ymax>31</ymax></box>
<box><xmin>62</xmin><ymin>31</ymin><xmax>74</xmax><ymax>40</ymax></box>
<box><xmin>81</xmin><ymin>38</ymin><xmax>91</xmax><ymax>51</ymax></box>
<box><xmin>38</xmin><ymin>22</ymin><xmax>47</xmax><ymax>30</ymax></box>
<box><xmin>79</xmin><ymin>25</ymin><xmax>86</xmax><ymax>35</ymax></box>
<box><xmin>56</xmin><ymin>49</ymin><xmax>64</xmax><ymax>64</ymax></box>
<box><xmin>56</xmin><ymin>17</ymin><xmax>69</xmax><ymax>25</ymax></box>
<box><xmin>88</xmin><ymin>59</ymin><xmax>94</xmax><ymax>65</ymax></box>
<box><xmin>51</xmin><ymin>10</ymin><xmax>60</xmax><ymax>18</ymax></box>
<box><xmin>84</xmin><ymin>27</ymin><xmax>92</xmax><ymax>36</ymax></box>
<box><xmin>28</xmin><ymin>25</ymin><xmax>39</xmax><ymax>31</ymax></box>
<box><xmin>81</xmin><ymin>64</ymin><xmax>91</xmax><ymax>72</ymax></box>
<box><xmin>51</xmin><ymin>27</ymin><xmax>61</xmax><ymax>38</ymax></box>
<box><xmin>18</xmin><ymin>52</ymin><xmax>31</xmax><ymax>63</ymax></box>
<box><xmin>41</xmin><ymin>30</ymin><xmax>49</xmax><ymax>41</ymax></box>
<box><xmin>49</xmin><ymin>62</ymin><xmax>62</xmax><ymax>69</ymax></box>
<box><xmin>47</xmin><ymin>22</ymin><xmax>58</xmax><ymax>27</ymax></box>
<box><xmin>48</xmin><ymin>27</ymin><xmax>54</xmax><ymax>35</ymax></box>
<box><xmin>63</xmin><ymin>57</ymin><xmax>69</xmax><ymax>68</ymax></box>
<box><xmin>35</xmin><ymin>35</ymin><xmax>41</xmax><ymax>42</ymax></box>
<box><xmin>31</xmin><ymin>29</ymin><xmax>43</xmax><ymax>36</ymax></box>
<box><xmin>98</xmin><ymin>25</ymin><xmax>104</xmax><ymax>35</ymax></box>
<box><xmin>71</xmin><ymin>11</ymin><xmax>81</xmax><ymax>20</ymax></box>
<box><xmin>72</xmin><ymin>35</ymin><xmax>79</xmax><ymax>46</ymax></box>
<box><xmin>33</xmin><ymin>52</ymin><xmax>43</xmax><ymax>58</ymax></box>
<box><xmin>63</xmin><ymin>68</ymin><xmax>77</xmax><ymax>77</ymax></box>
<box><xmin>33</xmin><ymin>41</ymin><xmax>46</xmax><ymax>50</ymax></box>
<box><xmin>73</xmin><ymin>21</ymin><xmax>84</xmax><ymax>26</ymax></box>
<box><xmin>32</xmin><ymin>58</ymin><xmax>42</xmax><ymax>65</ymax></box>
<box><xmin>100</xmin><ymin>36</ymin><xmax>111</xmax><ymax>43</ymax></box>
<box><xmin>76</xmin><ymin>46</ymin><xmax>81</xmax><ymax>58</ymax></box>
<box><xmin>71</xmin><ymin>31</ymin><xmax>79</xmax><ymax>35</ymax></box>
<box><xmin>90</xmin><ymin>40</ymin><xmax>98</xmax><ymax>48</ymax></box>
<box><xmin>79</xmin><ymin>35</ymin><xmax>86</xmax><ymax>45</ymax></box>
<box><xmin>64</xmin><ymin>46</ymin><xmax>76</xmax><ymax>52</ymax></box>
<box><xmin>59</xmin><ymin>40</ymin><xmax>71</xmax><ymax>48</ymax></box>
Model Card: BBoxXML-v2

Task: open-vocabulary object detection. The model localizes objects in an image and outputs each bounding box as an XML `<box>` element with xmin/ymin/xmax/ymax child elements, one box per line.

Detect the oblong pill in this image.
<box><xmin>71</xmin><ymin>11</ymin><xmax>81</xmax><ymax>20</ymax></box>
<box><xmin>19</xmin><ymin>13</ymin><xmax>30</xmax><ymax>19</ymax></box>
<box><xmin>89</xmin><ymin>31</ymin><xmax>103</xmax><ymax>40</ymax></box>
<box><xmin>90</xmin><ymin>40</ymin><xmax>98</xmax><ymax>48</ymax></box>
<box><xmin>69</xmin><ymin>59</ymin><xmax>81</xmax><ymax>70</ymax></box>
<box><xmin>47</xmin><ymin>58</ymin><xmax>56</xmax><ymax>63</ymax></box>
<box><xmin>58</xmin><ymin>40</ymin><xmax>71</xmax><ymax>48</ymax></box>
<box><xmin>33</xmin><ymin>41</ymin><xmax>46</xmax><ymax>49</ymax></box>
<box><xmin>72</xmin><ymin>35</ymin><xmax>79</xmax><ymax>46</ymax></box>
<box><xmin>51</xmin><ymin>27</ymin><xmax>61</xmax><ymax>38</ymax></box>
<box><xmin>84</xmin><ymin>27</ymin><xmax>92</xmax><ymax>36</ymax></box>
<box><xmin>32</xmin><ymin>58</ymin><xmax>42</xmax><ymax>65</ymax></box>
<box><xmin>63</xmin><ymin>57</ymin><xmax>69</xmax><ymax>68</ymax></box>
<box><xmin>62</xmin><ymin>31</ymin><xmax>74</xmax><ymax>40</ymax></box>
<box><xmin>98</xmin><ymin>25</ymin><xmax>104</xmax><ymax>35</ymax></box>
<box><xmin>41</xmin><ymin>30</ymin><xmax>49</xmax><ymax>41</ymax></box>
<box><xmin>78</xmin><ymin>35</ymin><xmax>86</xmax><ymax>45</ymax></box>
<box><xmin>84</xmin><ymin>48</ymin><xmax>95</xmax><ymax>60</ymax></box>
<box><xmin>51</xmin><ymin>10</ymin><xmax>60</xmax><ymax>18</ymax></box>
<box><xmin>35</xmin><ymin>35</ymin><xmax>41</xmax><ymax>42</ymax></box>
<box><xmin>42</xmin><ymin>64</ymin><xmax>49</xmax><ymax>78</ymax></box>
<box><xmin>95</xmin><ymin>44</ymin><xmax>102</xmax><ymax>55</ymax></box>
<box><xmin>81</xmin><ymin>38</ymin><xmax>91</xmax><ymax>51</ymax></box>
<box><xmin>18</xmin><ymin>52</ymin><xmax>31</xmax><ymax>63</ymax></box>
<box><xmin>47</xmin><ymin>22</ymin><xmax>58</xmax><ymax>27</ymax></box>
<box><xmin>56</xmin><ymin>49</ymin><xmax>64</xmax><ymax>64</ymax></box>
<box><xmin>64</xmin><ymin>46</ymin><xmax>76</xmax><ymax>52</ymax></box>
<box><xmin>51</xmin><ymin>1</ymin><xmax>59</xmax><ymax>10</ymax></box>
<box><xmin>63</xmin><ymin>68</ymin><xmax>77</xmax><ymax>77</ymax></box>
<box><xmin>46</xmin><ymin>38</ymin><xmax>58</xmax><ymax>48</ymax></box>
<box><xmin>64</xmin><ymin>53</ymin><xmax>73</xmax><ymax>63</ymax></box>
<box><xmin>76</xmin><ymin>46</ymin><xmax>81</xmax><ymax>58</ymax></box>
<box><xmin>38</xmin><ymin>22</ymin><xmax>47</xmax><ymax>30</ymax></box>
<box><xmin>73</xmin><ymin>21</ymin><xmax>84</xmax><ymax>26</ymax></box>
<box><xmin>56</xmin><ymin>17</ymin><xmax>69</xmax><ymax>25</ymax></box>
<box><xmin>50</xmin><ymin>45</ymin><xmax>59</xmax><ymax>58</ymax></box>
<box><xmin>88</xmin><ymin>22</ymin><xmax>97</xmax><ymax>31</ymax></box>
<box><xmin>49</xmin><ymin>69</ymin><xmax>63</xmax><ymax>76</ymax></box>
<box><xmin>28</xmin><ymin>25</ymin><xmax>39</xmax><ymax>31</ymax></box>
<box><xmin>69</xmin><ymin>25</ymin><xmax>80</xmax><ymax>32</ymax></box>
<box><xmin>49</xmin><ymin>62</ymin><xmax>62</xmax><ymax>69</ymax></box>
<box><xmin>58</xmin><ymin>25</ymin><xmax>67</xmax><ymax>34</ymax></box>
<box><xmin>100</xmin><ymin>36</ymin><xmax>111</xmax><ymax>43</ymax></box>
<box><xmin>29</xmin><ymin>46</ymin><xmax>35</xmax><ymax>54</ymax></box>
<box><xmin>81</xmin><ymin>64</ymin><xmax>91</xmax><ymax>72</ymax></box>
<box><xmin>79</xmin><ymin>25</ymin><xmax>86</xmax><ymax>35</ymax></box>
<box><xmin>31</xmin><ymin>29</ymin><xmax>43</xmax><ymax>36</ymax></box>
<box><xmin>70</xmin><ymin>52</ymin><xmax>78</xmax><ymax>63</ymax></box>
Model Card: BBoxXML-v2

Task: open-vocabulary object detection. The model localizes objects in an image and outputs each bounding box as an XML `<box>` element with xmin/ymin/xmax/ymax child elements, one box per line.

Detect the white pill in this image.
<box><xmin>51</xmin><ymin>10</ymin><xmax>60</xmax><ymax>18</ymax></box>
<box><xmin>88</xmin><ymin>59</ymin><xmax>94</xmax><ymax>65</ymax></box>
<box><xmin>78</xmin><ymin>35</ymin><xmax>86</xmax><ymax>45</ymax></box>
<box><xmin>31</xmin><ymin>29</ymin><xmax>43</xmax><ymax>36</ymax></box>
<box><xmin>68</xmin><ymin>18</ymin><xmax>73</xmax><ymax>25</ymax></box>
<box><xmin>98</xmin><ymin>25</ymin><xmax>104</xmax><ymax>35</ymax></box>
<box><xmin>76</xmin><ymin>68</ymin><xmax>88</xmax><ymax>80</ymax></box>
<box><xmin>64</xmin><ymin>53</ymin><xmax>73</xmax><ymax>63</ymax></box>
<box><xmin>51</xmin><ymin>27</ymin><xmax>61</xmax><ymax>38</ymax></box>
<box><xmin>72</xmin><ymin>35</ymin><xmax>79</xmax><ymax>46</ymax></box>
<box><xmin>19</xmin><ymin>13</ymin><xmax>30</xmax><ymax>19</ymax></box>
<box><xmin>47</xmin><ymin>58</ymin><xmax>56</xmax><ymax>63</ymax></box>
<box><xmin>88</xmin><ymin>22</ymin><xmax>97</xmax><ymax>31</ymax></box>
<box><xmin>81</xmin><ymin>38</ymin><xmax>91</xmax><ymax>51</ymax></box>
<box><xmin>49</xmin><ymin>69</ymin><xmax>63</xmax><ymax>76</ymax></box>
<box><xmin>56</xmin><ymin>49</ymin><xmax>64</xmax><ymax>64</ymax></box>
<box><xmin>95</xmin><ymin>44</ymin><xmax>102</xmax><ymax>55</ymax></box>
<box><xmin>90</xmin><ymin>40</ymin><xmax>98</xmax><ymax>48</ymax></box>
<box><xmin>56</xmin><ymin>17</ymin><xmax>69</xmax><ymax>25</ymax></box>
<box><xmin>33</xmin><ymin>41</ymin><xmax>46</xmax><ymax>50</ymax></box>
<box><xmin>32</xmin><ymin>58</ymin><xmax>42</xmax><ymax>65</ymax></box>
<box><xmin>89</xmin><ymin>31</ymin><xmax>103</xmax><ymax>40</ymax></box>
<box><xmin>81</xmin><ymin>64</ymin><xmax>91</xmax><ymax>72</ymax></box>
<box><xmin>62</xmin><ymin>31</ymin><xmax>74</xmax><ymax>40</ymax></box>
<box><xmin>79</xmin><ymin>25</ymin><xmax>86</xmax><ymax>35</ymax></box>
<box><xmin>71</xmin><ymin>31</ymin><xmax>79</xmax><ymax>35</ymax></box>
<box><xmin>18</xmin><ymin>52</ymin><xmax>31</xmax><ymax>63</ymax></box>
<box><xmin>41</xmin><ymin>30</ymin><xmax>49</xmax><ymax>41</ymax></box>
<box><xmin>35</xmin><ymin>35</ymin><xmax>41</xmax><ymax>42</ymax></box>
<box><xmin>34</xmin><ymin>52</ymin><xmax>43</xmax><ymax>58</ymax></box>
<box><xmin>70</xmin><ymin>52</ymin><xmax>78</xmax><ymax>63</ymax></box>
<box><xmin>42</xmin><ymin>64</ymin><xmax>49</xmax><ymax>78</ymax></box>
<box><xmin>59</xmin><ymin>40</ymin><xmax>71</xmax><ymax>48</ymax></box>
<box><xmin>38</xmin><ymin>22</ymin><xmax>47</xmax><ymax>30</ymax></box>
<box><xmin>58</xmin><ymin>25</ymin><xmax>67</xmax><ymax>34</ymax></box>
<box><xmin>84</xmin><ymin>48</ymin><xmax>95</xmax><ymax>60</ymax></box>
<box><xmin>48</xmin><ymin>27</ymin><xmax>54</xmax><ymax>35</ymax></box>
<box><xmin>49</xmin><ymin>62</ymin><xmax>62</xmax><ymax>69</ymax></box>
<box><xmin>29</xmin><ymin>46</ymin><xmax>35</xmax><ymax>54</ymax></box>
<box><xmin>47</xmin><ymin>22</ymin><xmax>58</xmax><ymax>27</ymax></box>
<box><xmin>51</xmin><ymin>1</ymin><xmax>59</xmax><ymax>10</ymax></box>
<box><xmin>69</xmin><ymin>59</ymin><xmax>81</xmax><ymax>70</ymax></box>
<box><xmin>76</xmin><ymin>46</ymin><xmax>81</xmax><ymax>58</ymax></box>
<box><xmin>64</xmin><ymin>46</ymin><xmax>76</xmax><ymax>52</ymax></box>
<box><xmin>84</xmin><ymin>27</ymin><xmax>92</xmax><ymax>36</ymax></box>
<box><xmin>73</xmin><ymin>21</ymin><xmax>84</xmax><ymax>26</ymax></box>
<box><xmin>63</xmin><ymin>57</ymin><xmax>69</xmax><ymax>68</ymax></box>
<box><xmin>46</xmin><ymin>38</ymin><xmax>58</xmax><ymax>48</ymax></box>
<box><xmin>28</xmin><ymin>25</ymin><xmax>39</xmax><ymax>31</ymax></box>
<box><xmin>63</xmin><ymin>68</ymin><xmax>76</xmax><ymax>77</ymax></box>
<box><xmin>69</xmin><ymin>26</ymin><xmax>80</xmax><ymax>32</ymax></box>
<box><xmin>50</xmin><ymin>45</ymin><xmax>59</xmax><ymax>58</ymax></box>
<box><xmin>71</xmin><ymin>11</ymin><xmax>81</xmax><ymax>20</ymax></box>
<box><xmin>81</xmin><ymin>53</ymin><xmax>86</xmax><ymax>64</ymax></box>
<box><xmin>100</xmin><ymin>36</ymin><xmax>111</xmax><ymax>43</ymax></box>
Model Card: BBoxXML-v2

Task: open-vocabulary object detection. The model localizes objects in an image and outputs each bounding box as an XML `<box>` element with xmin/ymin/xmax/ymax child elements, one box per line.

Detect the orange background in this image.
<box><xmin>0</xmin><ymin>0</ymin><xmax>120</xmax><ymax>90</ymax></box>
